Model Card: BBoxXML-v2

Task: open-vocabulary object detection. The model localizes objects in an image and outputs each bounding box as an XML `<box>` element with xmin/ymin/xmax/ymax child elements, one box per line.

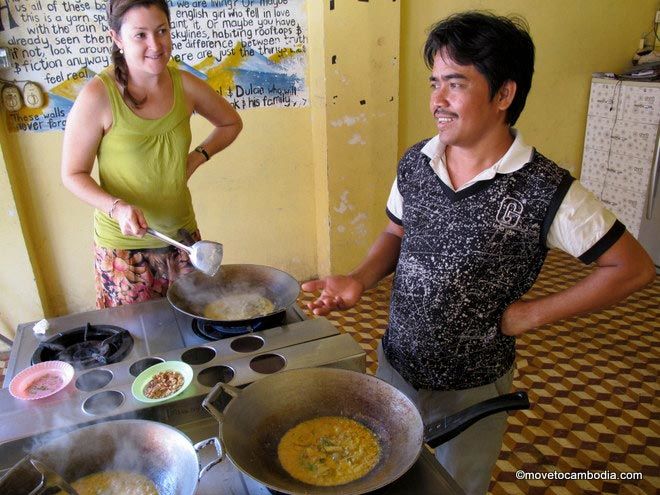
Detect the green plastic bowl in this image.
<box><xmin>131</xmin><ymin>360</ymin><xmax>193</xmax><ymax>403</ymax></box>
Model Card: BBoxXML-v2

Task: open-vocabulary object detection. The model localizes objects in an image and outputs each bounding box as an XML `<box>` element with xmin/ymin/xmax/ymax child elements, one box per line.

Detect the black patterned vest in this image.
<box><xmin>383</xmin><ymin>139</ymin><xmax>574</xmax><ymax>390</ymax></box>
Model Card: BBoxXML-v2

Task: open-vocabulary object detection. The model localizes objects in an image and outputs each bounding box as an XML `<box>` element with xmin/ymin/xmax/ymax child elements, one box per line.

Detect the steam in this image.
<box><xmin>2</xmin><ymin>410</ymin><xmax>137</xmax><ymax>475</ymax></box>
<box><xmin>2</xmin><ymin>420</ymin><xmax>188</xmax><ymax>494</ymax></box>
<box><xmin>172</xmin><ymin>268</ymin><xmax>280</xmax><ymax>320</ymax></box>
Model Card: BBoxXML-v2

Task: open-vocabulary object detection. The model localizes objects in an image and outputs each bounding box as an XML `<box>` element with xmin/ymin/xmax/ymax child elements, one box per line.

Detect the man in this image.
<box><xmin>301</xmin><ymin>11</ymin><xmax>655</xmax><ymax>495</ymax></box>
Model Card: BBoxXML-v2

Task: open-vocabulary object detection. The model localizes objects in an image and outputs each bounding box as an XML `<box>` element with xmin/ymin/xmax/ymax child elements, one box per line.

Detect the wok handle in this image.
<box><xmin>202</xmin><ymin>381</ymin><xmax>242</xmax><ymax>424</ymax></box>
<box><xmin>424</xmin><ymin>391</ymin><xmax>530</xmax><ymax>448</ymax></box>
<box><xmin>28</xmin><ymin>459</ymin><xmax>79</xmax><ymax>495</ymax></box>
<box><xmin>193</xmin><ymin>437</ymin><xmax>224</xmax><ymax>481</ymax></box>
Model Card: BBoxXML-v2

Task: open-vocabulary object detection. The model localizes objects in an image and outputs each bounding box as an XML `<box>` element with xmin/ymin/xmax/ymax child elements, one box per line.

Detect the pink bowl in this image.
<box><xmin>9</xmin><ymin>361</ymin><xmax>74</xmax><ymax>400</ymax></box>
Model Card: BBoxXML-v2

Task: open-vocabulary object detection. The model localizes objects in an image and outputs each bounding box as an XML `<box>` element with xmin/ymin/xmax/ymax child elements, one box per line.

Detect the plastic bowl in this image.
<box><xmin>131</xmin><ymin>360</ymin><xmax>193</xmax><ymax>403</ymax></box>
<box><xmin>9</xmin><ymin>361</ymin><xmax>74</xmax><ymax>400</ymax></box>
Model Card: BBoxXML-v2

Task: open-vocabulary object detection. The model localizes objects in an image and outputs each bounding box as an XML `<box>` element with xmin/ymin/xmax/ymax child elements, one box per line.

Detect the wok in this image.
<box><xmin>202</xmin><ymin>367</ymin><xmax>529</xmax><ymax>495</ymax></box>
<box><xmin>168</xmin><ymin>263</ymin><xmax>300</xmax><ymax>325</ymax></box>
<box><xmin>0</xmin><ymin>420</ymin><xmax>221</xmax><ymax>495</ymax></box>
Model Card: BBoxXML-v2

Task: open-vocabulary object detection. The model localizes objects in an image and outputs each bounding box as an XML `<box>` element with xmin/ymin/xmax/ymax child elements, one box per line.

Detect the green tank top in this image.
<box><xmin>93</xmin><ymin>65</ymin><xmax>197</xmax><ymax>249</ymax></box>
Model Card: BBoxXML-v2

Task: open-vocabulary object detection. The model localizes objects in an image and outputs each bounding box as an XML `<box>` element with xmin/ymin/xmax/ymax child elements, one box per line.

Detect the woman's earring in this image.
<box><xmin>119</xmin><ymin>49</ymin><xmax>124</xmax><ymax>54</ymax></box>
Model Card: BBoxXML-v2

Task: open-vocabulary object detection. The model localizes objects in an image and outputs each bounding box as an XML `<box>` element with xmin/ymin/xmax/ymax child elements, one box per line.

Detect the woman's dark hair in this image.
<box><xmin>106</xmin><ymin>0</ymin><xmax>171</xmax><ymax>108</ymax></box>
<box><xmin>424</xmin><ymin>11</ymin><xmax>534</xmax><ymax>126</ymax></box>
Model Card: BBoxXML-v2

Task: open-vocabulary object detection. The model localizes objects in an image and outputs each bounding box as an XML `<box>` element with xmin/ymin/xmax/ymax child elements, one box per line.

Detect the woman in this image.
<box><xmin>61</xmin><ymin>0</ymin><xmax>242</xmax><ymax>308</ymax></box>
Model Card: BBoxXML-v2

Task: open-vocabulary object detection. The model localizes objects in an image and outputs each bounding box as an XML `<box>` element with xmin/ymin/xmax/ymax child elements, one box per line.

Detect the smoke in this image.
<box><xmin>1</xmin><ymin>420</ymin><xmax>194</xmax><ymax>494</ymax></box>
<box><xmin>170</xmin><ymin>266</ymin><xmax>285</xmax><ymax>321</ymax></box>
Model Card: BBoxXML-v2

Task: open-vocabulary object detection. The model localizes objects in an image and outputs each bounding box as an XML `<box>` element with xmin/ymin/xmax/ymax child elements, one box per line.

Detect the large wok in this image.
<box><xmin>168</xmin><ymin>263</ymin><xmax>300</xmax><ymax>326</ymax></box>
<box><xmin>0</xmin><ymin>420</ymin><xmax>221</xmax><ymax>495</ymax></box>
<box><xmin>202</xmin><ymin>367</ymin><xmax>529</xmax><ymax>495</ymax></box>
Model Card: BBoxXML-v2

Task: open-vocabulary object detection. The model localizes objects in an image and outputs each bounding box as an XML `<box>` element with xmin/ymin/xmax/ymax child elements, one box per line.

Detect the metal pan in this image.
<box><xmin>0</xmin><ymin>420</ymin><xmax>221</xmax><ymax>495</ymax></box>
<box><xmin>202</xmin><ymin>367</ymin><xmax>529</xmax><ymax>495</ymax></box>
<box><xmin>167</xmin><ymin>264</ymin><xmax>300</xmax><ymax>325</ymax></box>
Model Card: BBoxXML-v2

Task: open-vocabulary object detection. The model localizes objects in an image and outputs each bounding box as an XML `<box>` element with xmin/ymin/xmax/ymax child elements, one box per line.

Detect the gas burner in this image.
<box><xmin>31</xmin><ymin>323</ymin><xmax>134</xmax><ymax>370</ymax></box>
<box><xmin>191</xmin><ymin>311</ymin><xmax>287</xmax><ymax>341</ymax></box>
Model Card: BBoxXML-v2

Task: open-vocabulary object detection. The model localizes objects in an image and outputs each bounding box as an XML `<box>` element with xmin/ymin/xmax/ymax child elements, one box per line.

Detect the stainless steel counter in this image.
<box><xmin>0</xmin><ymin>319</ymin><xmax>366</xmax><ymax>469</ymax></box>
<box><xmin>1</xmin><ymin>297</ymin><xmax>465</xmax><ymax>494</ymax></box>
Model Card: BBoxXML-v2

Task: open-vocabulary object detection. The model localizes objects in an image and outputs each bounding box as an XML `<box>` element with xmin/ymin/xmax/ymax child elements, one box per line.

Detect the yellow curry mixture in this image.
<box><xmin>55</xmin><ymin>470</ymin><xmax>158</xmax><ymax>495</ymax></box>
<box><xmin>277</xmin><ymin>416</ymin><xmax>381</xmax><ymax>486</ymax></box>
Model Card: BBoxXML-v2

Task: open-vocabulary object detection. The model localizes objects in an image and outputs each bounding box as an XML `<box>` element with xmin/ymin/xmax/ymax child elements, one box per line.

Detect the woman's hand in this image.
<box><xmin>112</xmin><ymin>201</ymin><xmax>148</xmax><ymax>237</ymax></box>
<box><xmin>185</xmin><ymin>150</ymin><xmax>207</xmax><ymax>181</ymax></box>
<box><xmin>301</xmin><ymin>276</ymin><xmax>365</xmax><ymax>316</ymax></box>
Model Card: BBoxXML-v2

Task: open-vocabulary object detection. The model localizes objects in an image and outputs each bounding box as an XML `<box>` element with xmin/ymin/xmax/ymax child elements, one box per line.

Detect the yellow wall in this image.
<box><xmin>0</xmin><ymin>118</ymin><xmax>42</xmax><ymax>341</ymax></box>
<box><xmin>399</xmin><ymin>0</ymin><xmax>658</xmax><ymax>175</ymax></box>
<box><xmin>314</xmin><ymin>1</ymin><xmax>400</xmax><ymax>274</ymax></box>
<box><xmin>0</xmin><ymin>0</ymin><xmax>400</xmax><ymax>338</ymax></box>
<box><xmin>0</xmin><ymin>1</ymin><xmax>656</xmax><ymax>338</ymax></box>
<box><xmin>0</xmin><ymin>107</ymin><xmax>319</xmax><ymax>323</ymax></box>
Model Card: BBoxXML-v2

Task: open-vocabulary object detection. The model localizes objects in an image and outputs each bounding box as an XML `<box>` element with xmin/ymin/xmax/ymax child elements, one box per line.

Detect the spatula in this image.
<box><xmin>146</xmin><ymin>228</ymin><xmax>223</xmax><ymax>277</ymax></box>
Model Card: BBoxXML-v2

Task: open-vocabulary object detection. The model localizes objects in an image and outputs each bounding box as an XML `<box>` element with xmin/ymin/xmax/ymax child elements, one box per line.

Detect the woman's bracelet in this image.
<box><xmin>108</xmin><ymin>198</ymin><xmax>121</xmax><ymax>219</ymax></box>
<box><xmin>194</xmin><ymin>145</ymin><xmax>210</xmax><ymax>161</ymax></box>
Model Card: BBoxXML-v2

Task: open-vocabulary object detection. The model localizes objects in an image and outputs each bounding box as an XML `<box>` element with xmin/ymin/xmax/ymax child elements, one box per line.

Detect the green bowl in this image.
<box><xmin>131</xmin><ymin>360</ymin><xmax>193</xmax><ymax>403</ymax></box>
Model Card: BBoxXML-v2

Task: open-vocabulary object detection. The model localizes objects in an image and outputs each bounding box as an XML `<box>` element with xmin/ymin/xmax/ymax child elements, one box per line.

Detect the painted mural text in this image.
<box><xmin>0</xmin><ymin>0</ymin><xmax>308</xmax><ymax>132</ymax></box>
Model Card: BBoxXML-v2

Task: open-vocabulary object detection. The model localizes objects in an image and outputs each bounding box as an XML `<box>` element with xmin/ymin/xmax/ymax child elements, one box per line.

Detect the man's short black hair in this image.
<box><xmin>424</xmin><ymin>11</ymin><xmax>535</xmax><ymax>126</ymax></box>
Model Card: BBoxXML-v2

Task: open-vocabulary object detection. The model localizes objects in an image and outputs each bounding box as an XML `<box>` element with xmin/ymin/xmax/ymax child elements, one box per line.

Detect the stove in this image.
<box><xmin>0</xmin><ymin>298</ymin><xmax>464</xmax><ymax>494</ymax></box>
<box><xmin>3</xmin><ymin>298</ymin><xmax>311</xmax><ymax>386</ymax></box>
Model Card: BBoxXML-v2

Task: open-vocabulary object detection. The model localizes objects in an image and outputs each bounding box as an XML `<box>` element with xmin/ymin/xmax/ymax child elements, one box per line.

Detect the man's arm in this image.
<box><xmin>301</xmin><ymin>221</ymin><xmax>404</xmax><ymax>315</ymax></box>
<box><xmin>501</xmin><ymin>231</ymin><xmax>655</xmax><ymax>335</ymax></box>
<box><xmin>350</xmin><ymin>221</ymin><xmax>404</xmax><ymax>289</ymax></box>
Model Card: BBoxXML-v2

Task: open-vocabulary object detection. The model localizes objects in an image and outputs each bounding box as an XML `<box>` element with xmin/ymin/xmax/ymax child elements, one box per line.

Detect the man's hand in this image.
<box><xmin>500</xmin><ymin>300</ymin><xmax>533</xmax><ymax>336</ymax></box>
<box><xmin>500</xmin><ymin>232</ymin><xmax>655</xmax><ymax>337</ymax></box>
<box><xmin>301</xmin><ymin>220</ymin><xmax>403</xmax><ymax>316</ymax></box>
<box><xmin>301</xmin><ymin>276</ymin><xmax>365</xmax><ymax>316</ymax></box>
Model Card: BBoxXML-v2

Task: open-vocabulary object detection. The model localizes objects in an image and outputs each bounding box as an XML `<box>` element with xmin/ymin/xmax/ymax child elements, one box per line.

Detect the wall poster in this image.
<box><xmin>0</xmin><ymin>0</ymin><xmax>309</xmax><ymax>132</ymax></box>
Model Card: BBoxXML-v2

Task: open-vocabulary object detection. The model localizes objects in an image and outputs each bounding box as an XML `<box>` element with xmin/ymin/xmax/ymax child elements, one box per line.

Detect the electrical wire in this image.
<box><xmin>640</xmin><ymin>15</ymin><xmax>660</xmax><ymax>44</ymax></box>
<box><xmin>599</xmin><ymin>79</ymin><xmax>624</xmax><ymax>200</ymax></box>
<box><xmin>0</xmin><ymin>77</ymin><xmax>34</xmax><ymax>85</ymax></box>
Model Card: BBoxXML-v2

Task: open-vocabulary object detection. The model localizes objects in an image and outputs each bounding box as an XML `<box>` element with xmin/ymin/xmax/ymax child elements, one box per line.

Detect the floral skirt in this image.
<box><xmin>94</xmin><ymin>231</ymin><xmax>201</xmax><ymax>309</ymax></box>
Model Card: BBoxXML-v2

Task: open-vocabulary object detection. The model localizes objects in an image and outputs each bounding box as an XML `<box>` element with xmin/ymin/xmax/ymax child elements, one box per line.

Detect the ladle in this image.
<box><xmin>146</xmin><ymin>227</ymin><xmax>223</xmax><ymax>277</ymax></box>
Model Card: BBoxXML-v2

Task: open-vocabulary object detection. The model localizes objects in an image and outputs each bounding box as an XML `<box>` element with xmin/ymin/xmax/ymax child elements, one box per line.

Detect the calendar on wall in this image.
<box><xmin>580</xmin><ymin>78</ymin><xmax>660</xmax><ymax>237</ymax></box>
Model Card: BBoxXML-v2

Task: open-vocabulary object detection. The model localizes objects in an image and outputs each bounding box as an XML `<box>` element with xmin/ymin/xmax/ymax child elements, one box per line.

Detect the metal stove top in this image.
<box><xmin>3</xmin><ymin>298</ymin><xmax>307</xmax><ymax>387</ymax></box>
<box><xmin>0</xmin><ymin>298</ymin><xmax>464</xmax><ymax>494</ymax></box>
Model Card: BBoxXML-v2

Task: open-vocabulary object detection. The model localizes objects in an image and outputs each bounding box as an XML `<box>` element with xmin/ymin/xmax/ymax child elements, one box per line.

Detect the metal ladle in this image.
<box><xmin>146</xmin><ymin>228</ymin><xmax>223</xmax><ymax>277</ymax></box>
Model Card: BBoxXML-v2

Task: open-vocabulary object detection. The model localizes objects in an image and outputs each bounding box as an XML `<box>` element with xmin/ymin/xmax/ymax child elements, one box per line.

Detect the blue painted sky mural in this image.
<box><xmin>0</xmin><ymin>0</ymin><xmax>308</xmax><ymax>132</ymax></box>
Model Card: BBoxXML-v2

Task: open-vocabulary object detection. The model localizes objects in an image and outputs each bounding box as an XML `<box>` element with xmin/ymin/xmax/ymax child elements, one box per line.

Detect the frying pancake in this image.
<box><xmin>203</xmin><ymin>293</ymin><xmax>275</xmax><ymax>320</ymax></box>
